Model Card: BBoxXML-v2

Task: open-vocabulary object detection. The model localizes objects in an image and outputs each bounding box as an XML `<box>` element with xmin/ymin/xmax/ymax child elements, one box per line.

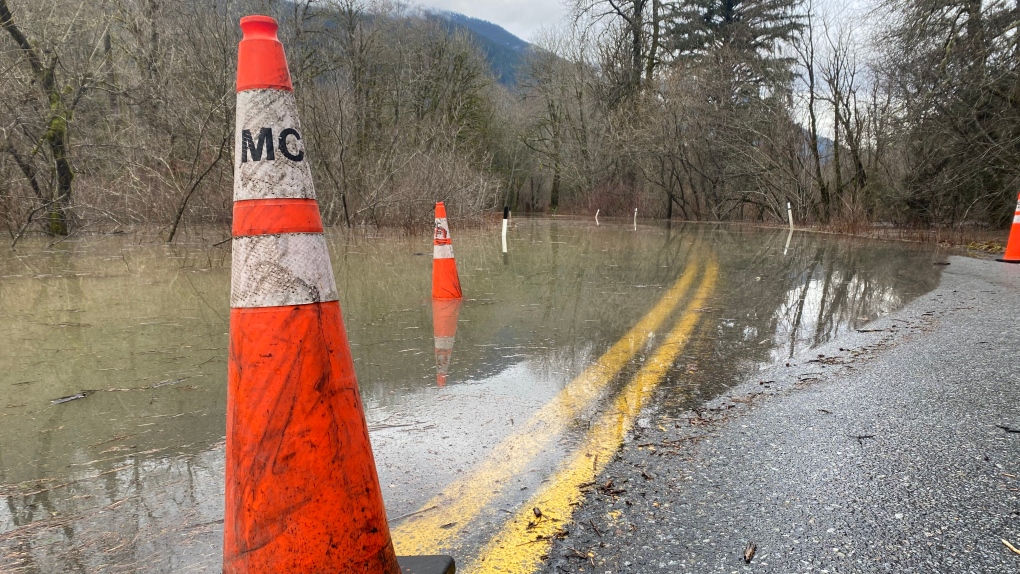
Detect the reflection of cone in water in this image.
<box><xmin>1000</xmin><ymin>192</ymin><xmax>1020</xmax><ymax>263</ymax></box>
<box><xmin>433</xmin><ymin>298</ymin><xmax>462</xmax><ymax>387</ymax></box>
<box><xmin>432</xmin><ymin>202</ymin><xmax>463</xmax><ymax>299</ymax></box>
<box><xmin>225</xmin><ymin>16</ymin><xmax>400</xmax><ymax>574</ymax></box>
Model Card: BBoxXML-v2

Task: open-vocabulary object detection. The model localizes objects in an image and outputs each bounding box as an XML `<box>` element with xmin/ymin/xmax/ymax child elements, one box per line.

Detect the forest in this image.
<box><xmin>1</xmin><ymin>0</ymin><xmax>1018</xmax><ymax>240</ymax></box>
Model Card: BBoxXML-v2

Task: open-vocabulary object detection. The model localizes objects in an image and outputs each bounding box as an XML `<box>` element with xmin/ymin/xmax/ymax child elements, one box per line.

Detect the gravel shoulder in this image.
<box><xmin>541</xmin><ymin>255</ymin><xmax>1020</xmax><ymax>574</ymax></box>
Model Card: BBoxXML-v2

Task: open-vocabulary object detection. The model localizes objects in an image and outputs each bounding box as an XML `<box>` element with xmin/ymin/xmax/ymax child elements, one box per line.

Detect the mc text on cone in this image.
<box><xmin>432</xmin><ymin>202</ymin><xmax>463</xmax><ymax>299</ymax></box>
<box><xmin>1000</xmin><ymin>191</ymin><xmax>1020</xmax><ymax>263</ymax></box>
<box><xmin>224</xmin><ymin>15</ymin><xmax>399</xmax><ymax>573</ymax></box>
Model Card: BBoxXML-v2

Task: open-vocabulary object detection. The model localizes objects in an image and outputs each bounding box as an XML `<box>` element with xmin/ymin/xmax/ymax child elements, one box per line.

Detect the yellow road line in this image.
<box><xmin>392</xmin><ymin>256</ymin><xmax>704</xmax><ymax>555</ymax></box>
<box><xmin>465</xmin><ymin>260</ymin><xmax>719</xmax><ymax>574</ymax></box>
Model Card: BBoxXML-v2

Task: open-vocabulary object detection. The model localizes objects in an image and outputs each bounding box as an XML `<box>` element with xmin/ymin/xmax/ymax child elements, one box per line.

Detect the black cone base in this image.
<box><xmin>397</xmin><ymin>555</ymin><xmax>456</xmax><ymax>574</ymax></box>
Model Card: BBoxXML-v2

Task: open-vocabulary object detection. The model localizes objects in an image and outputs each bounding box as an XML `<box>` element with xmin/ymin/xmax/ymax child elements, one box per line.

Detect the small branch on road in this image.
<box><xmin>1003</xmin><ymin>538</ymin><xmax>1020</xmax><ymax>556</ymax></box>
<box><xmin>851</xmin><ymin>434</ymin><xmax>876</xmax><ymax>446</ymax></box>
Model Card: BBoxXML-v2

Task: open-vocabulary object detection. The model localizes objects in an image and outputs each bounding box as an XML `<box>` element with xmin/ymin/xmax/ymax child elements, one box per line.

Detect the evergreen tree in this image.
<box><xmin>663</xmin><ymin>0</ymin><xmax>804</xmax><ymax>100</ymax></box>
<box><xmin>650</xmin><ymin>0</ymin><xmax>804</xmax><ymax>220</ymax></box>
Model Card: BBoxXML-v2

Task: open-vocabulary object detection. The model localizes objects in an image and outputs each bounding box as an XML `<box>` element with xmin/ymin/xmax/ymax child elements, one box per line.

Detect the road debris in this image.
<box><xmin>1003</xmin><ymin>539</ymin><xmax>1020</xmax><ymax>556</ymax></box>
<box><xmin>50</xmin><ymin>393</ymin><xmax>89</xmax><ymax>405</ymax></box>
<box><xmin>743</xmin><ymin>541</ymin><xmax>757</xmax><ymax>564</ymax></box>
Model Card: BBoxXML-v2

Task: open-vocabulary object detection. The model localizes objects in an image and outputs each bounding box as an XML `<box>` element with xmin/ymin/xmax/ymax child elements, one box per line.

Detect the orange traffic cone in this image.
<box><xmin>1000</xmin><ymin>192</ymin><xmax>1020</xmax><ymax>263</ymax></box>
<box><xmin>432</xmin><ymin>202</ymin><xmax>463</xmax><ymax>299</ymax></box>
<box><xmin>433</xmin><ymin>299</ymin><xmax>463</xmax><ymax>386</ymax></box>
<box><xmin>226</xmin><ymin>16</ymin><xmax>400</xmax><ymax>573</ymax></box>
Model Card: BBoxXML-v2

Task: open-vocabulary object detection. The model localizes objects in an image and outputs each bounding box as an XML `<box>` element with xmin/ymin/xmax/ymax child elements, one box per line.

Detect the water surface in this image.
<box><xmin>0</xmin><ymin>219</ymin><xmax>944</xmax><ymax>572</ymax></box>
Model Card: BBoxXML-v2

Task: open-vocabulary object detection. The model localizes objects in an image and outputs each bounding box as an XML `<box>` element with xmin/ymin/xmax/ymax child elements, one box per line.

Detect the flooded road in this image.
<box><xmin>0</xmin><ymin>219</ymin><xmax>944</xmax><ymax>572</ymax></box>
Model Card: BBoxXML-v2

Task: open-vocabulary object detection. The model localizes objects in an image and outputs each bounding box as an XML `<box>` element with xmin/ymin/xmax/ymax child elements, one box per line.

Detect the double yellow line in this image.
<box><xmin>392</xmin><ymin>257</ymin><xmax>719</xmax><ymax>574</ymax></box>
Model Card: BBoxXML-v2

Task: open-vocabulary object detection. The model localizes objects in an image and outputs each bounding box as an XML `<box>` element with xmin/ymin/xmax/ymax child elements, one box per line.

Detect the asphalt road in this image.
<box><xmin>541</xmin><ymin>255</ymin><xmax>1020</xmax><ymax>574</ymax></box>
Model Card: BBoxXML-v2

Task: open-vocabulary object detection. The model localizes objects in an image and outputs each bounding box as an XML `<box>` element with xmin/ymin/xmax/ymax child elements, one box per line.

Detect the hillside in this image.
<box><xmin>430</xmin><ymin>11</ymin><xmax>530</xmax><ymax>86</ymax></box>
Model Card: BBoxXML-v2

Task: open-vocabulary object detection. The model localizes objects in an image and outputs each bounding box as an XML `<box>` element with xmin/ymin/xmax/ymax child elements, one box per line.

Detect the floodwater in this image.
<box><xmin>0</xmin><ymin>219</ymin><xmax>944</xmax><ymax>572</ymax></box>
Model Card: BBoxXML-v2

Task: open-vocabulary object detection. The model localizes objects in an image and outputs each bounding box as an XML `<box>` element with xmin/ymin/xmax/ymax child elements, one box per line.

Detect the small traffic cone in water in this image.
<box><xmin>1000</xmin><ymin>191</ymin><xmax>1020</xmax><ymax>263</ymax></box>
<box><xmin>433</xmin><ymin>299</ymin><xmax>463</xmax><ymax>387</ymax></box>
<box><xmin>226</xmin><ymin>15</ymin><xmax>414</xmax><ymax>574</ymax></box>
<box><xmin>432</xmin><ymin>202</ymin><xmax>463</xmax><ymax>299</ymax></box>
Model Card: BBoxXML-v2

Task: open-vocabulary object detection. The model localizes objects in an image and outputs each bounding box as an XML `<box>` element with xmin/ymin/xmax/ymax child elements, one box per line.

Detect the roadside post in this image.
<box><xmin>502</xmin><ymin>206</ymin><xmax>509</xmax><ymax>254</ymax></box>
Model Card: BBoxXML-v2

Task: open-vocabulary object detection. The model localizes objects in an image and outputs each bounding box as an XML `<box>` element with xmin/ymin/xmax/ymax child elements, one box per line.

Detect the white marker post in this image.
<box><xmin>633</xmin><ymin>208</ymin><xmax>638</xmax><ymax>231</ymax></box>
<box><xmin>595</xmin><ymin>209</ymin><xmax>600</xmax><ymax>226</ymax></box>
<box><xmin>501</xmin><ymin>206</ymin><xmax>509</xmax><ymax>254</ymax></box>
<box><xmin>784</xmin><ymin>228</ymin><xmax>793</xmax><ymax>256</ymax></box>
<box><xmin>787</xmin><ymin>202</ymin><xmax>795</xmax><ymax>229</ymax></box>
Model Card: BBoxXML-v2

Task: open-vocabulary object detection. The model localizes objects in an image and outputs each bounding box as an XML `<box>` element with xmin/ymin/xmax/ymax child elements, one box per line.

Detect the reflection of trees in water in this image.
<box><xmin>0</xmin><ymin>238</ymin><xmax>229</xmax><ymax>487</ymax></box>
<box><xmin>1</xmin><ymin>447</ymin><xmax>224</xmax><ymax>573</ymax></box>
<box><xmin>486</xmin><ymin>222</ymin><xmax>710</xmax><ymax>392</ymax></box>
<box><xmin>354</xmin><ymin>221</ymin><xmax>938</xmax><ymax>415</ymax></box>
<box><xmin>767</xmin><ymin>234</ymin><xmax>931</xmax><ymax>361</ymax></box>
<box><xmin>352</xmin><ymin>221</ymin><xmax>710</xmax><ymax>403</ymax></box>
<box><xmin>658</xmin><ymin>227</ymin><xmax>940</xmax><ymax>413</ymax></box>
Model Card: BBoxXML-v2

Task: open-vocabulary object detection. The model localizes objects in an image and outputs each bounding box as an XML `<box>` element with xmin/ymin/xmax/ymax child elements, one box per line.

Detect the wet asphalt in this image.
<box><xmin>541</xmin><ymin>255</ymin><xmax>1020</xmax><ymax>574</ymax></box>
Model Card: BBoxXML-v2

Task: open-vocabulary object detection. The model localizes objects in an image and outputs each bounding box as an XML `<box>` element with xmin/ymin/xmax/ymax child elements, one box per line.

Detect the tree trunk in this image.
<box><xmin>630</xmin><ymin>0</ymin><xmax>646</xmax><ymax>101</ymax></box>
<box><xmin>551</xmin><ymin>139</ymin><xmax>562</xmax><ymax>212</ymax></box>
<box><xmin>645</xmin><ymin>0</ymin><xmax>660</xmax><ymax>88</ymax></box>
<box><xmin>803</xmin><ymin>16</ymin><xmax>829</xmax><ymax>222</ymax></box>
<box><xmin>1</xmin><ymin>0</ymin><xmax>73</xmax><ymax>236</ymax></box>
<box><xmin>46</xmin><ymin>109</ymin><xmax>72</xmax><ymax>236</ymax></box>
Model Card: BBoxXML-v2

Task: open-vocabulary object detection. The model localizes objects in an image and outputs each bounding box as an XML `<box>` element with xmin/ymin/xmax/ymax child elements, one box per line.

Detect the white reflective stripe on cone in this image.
<box><xmin>231</xmin><ymin>233</ymin><xmax>339</xmax><ymax>308</ymax></box>
<box><xmin>235</xmin><ymin>89</ymin><xmax>316</xmax><ymax>202</ymax></box>
<box><xmin>434</xmin><ymin>244</ymin><xmax>455</xmax><ymax>259</ymax></box>
<box><xmin>1014</xmin><ymin>214</ymin><xmax>1020</xmax><ymax>224</ymax></box>
<box><xmin>435</xmin><ymin>336</ymin><xmax>456</xmax><ymax>350</ymax></box>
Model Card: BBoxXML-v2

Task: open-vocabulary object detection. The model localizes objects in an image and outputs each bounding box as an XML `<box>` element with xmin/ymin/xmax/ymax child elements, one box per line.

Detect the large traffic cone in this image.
<box><xmin>225</xmin><ymin>16</ymin><xmax>399</xmax><ymax>573</ymax></box>
<box><xmin>432</xmin><ymin>299</ymin><xmax>463</xmax><ymax>387</ymax></box>
<box><xmin>1000</xmin><ymin>192</ymin><xmax>1020</xmax><ymax>263</ymax></box>
<box><xmin>432</xmin><ymin>202</ymin><xmax>463</xmax><ymax>299</ymax></box>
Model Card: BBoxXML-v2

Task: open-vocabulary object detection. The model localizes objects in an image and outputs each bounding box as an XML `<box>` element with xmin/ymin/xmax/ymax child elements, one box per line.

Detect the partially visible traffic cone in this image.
<box><xmin>432</xmin><ymin>202</ymin><xmax>463</xmax><ymax>299</ymax></box>
<box><xmin>433</xmin><ymin>299</ymin><xmax>463</xmax><ymax>387</ymax></box>
<box><xmin>1000</xmin><ymin>191</ymin><xmax>1020</xmax><ymax>263</ymax></box>
<box><xmin>225</xmin><ymin>15</ymin><xmax>399</xmax><ymax>574</ymax></box>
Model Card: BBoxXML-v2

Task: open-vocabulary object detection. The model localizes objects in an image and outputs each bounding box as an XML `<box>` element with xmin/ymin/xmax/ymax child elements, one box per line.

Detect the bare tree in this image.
<box><xmin>0</xmin><ymin>0</ymin><xmax>104</xmax><ymax>236</ymax></box>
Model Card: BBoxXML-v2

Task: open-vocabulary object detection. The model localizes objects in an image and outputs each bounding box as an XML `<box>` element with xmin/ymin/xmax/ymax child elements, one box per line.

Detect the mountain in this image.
<box><xmin>430</xmin><ymin>11</ymin><xmax>531</xmax><ymax>86</ymax></box>
<box><xmin>276</xmin><ymin>2</ymin><xmax>532</xmax><ymax>87</ymax></box>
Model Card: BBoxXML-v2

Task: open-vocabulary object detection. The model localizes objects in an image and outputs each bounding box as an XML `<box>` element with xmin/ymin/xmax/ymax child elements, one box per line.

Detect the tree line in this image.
<box><xmin>1</xmin><ymin>0</ymin><xmax>1018</xmax><ymax>241</ymax></box>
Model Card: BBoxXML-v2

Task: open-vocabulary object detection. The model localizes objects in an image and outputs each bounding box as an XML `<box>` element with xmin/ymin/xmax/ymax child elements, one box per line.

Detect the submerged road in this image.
<box><xmin>0</xmin><ymin>224</ymin><xmax>958</xmax><ymax>573</ymax></box>
<box><xmin>392</xmin><ymin>257</ymin><xmax>719</xmax><ymax>573</ymax></box>
<box><xmin>540</xmin><ymin>255</ymin><xmax>1020</xmax><ymax>573</ymax></box>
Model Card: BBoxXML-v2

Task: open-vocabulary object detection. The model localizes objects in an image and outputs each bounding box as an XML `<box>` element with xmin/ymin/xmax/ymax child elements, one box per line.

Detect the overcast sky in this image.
<box><xmin>417</xmin><ymin>0</ymin><xmax>570</xmax><ymax>42</ymax></box>
<box><xmin>416</xmin><ymin>1</ymin><xmax>871</xmax><ymax>44</ymax></box>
